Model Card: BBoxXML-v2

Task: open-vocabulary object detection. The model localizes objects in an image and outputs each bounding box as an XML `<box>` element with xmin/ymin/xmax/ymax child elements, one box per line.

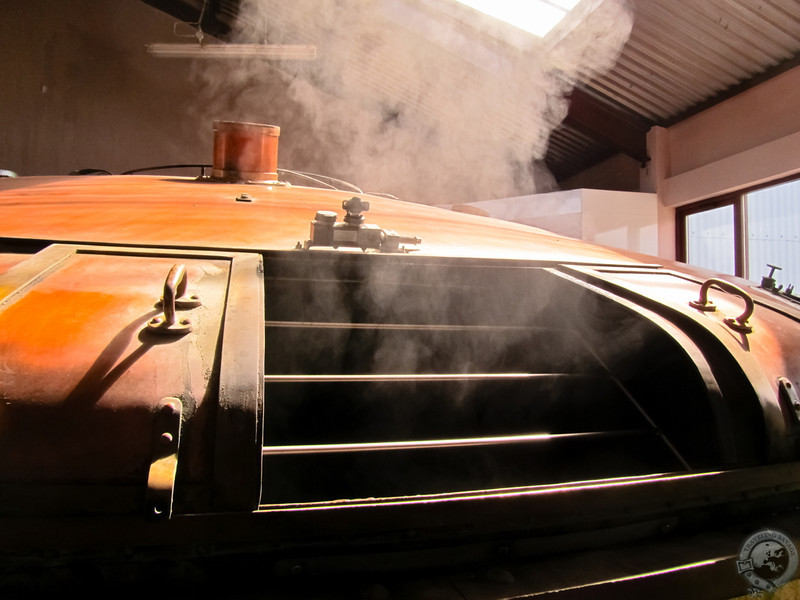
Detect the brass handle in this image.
<box><xmin>147</xmin><ymin>264</ymin><xmax>200</xmax><ymax>336</ymax></box>
<box><xmin>162</xmin><ymin>264</ymin><xmax>186</xmax><ymax>328</ymax></box>
<box><xmin>690</xmin><ymin>278</ymin><xmax>754</xmax><ymax>333</ymax></box>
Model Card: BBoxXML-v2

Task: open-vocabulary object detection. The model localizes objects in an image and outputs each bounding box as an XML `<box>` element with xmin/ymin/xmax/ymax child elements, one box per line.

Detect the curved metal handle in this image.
<box><xmin>147</xmin><ymin>264</ymin><xmax>196</xmax><ymax>336</ymax></box>
<box><xmin>689</xmin><ymin>278</ymin><xmax>754</xmax><ymax>333</ymax></box>
<box><xmin>162</xmin><ymin>264</ymin><xmax>187</xmax><ymax>327</ymax></box>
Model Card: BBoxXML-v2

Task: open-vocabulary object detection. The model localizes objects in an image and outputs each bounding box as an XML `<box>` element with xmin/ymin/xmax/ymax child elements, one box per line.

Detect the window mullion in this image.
<box><xmin>735</xmin><ymin>195</ymin><xmax>747</xmax><ymax>279</ymax></box>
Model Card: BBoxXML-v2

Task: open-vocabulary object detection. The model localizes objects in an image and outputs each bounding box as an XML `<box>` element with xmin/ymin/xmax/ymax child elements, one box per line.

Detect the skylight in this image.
<box><xmin>454</xmin><ymin>0</ymin><xmax>581</xmax><ymax>37</ymax></box>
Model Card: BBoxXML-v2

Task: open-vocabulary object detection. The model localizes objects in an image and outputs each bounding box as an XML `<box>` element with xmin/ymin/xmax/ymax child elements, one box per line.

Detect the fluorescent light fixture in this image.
<box><xmin>147</xmin><ymin>43</ymin><xmax>317</xmax><ymax>60</ymax></box>
<box><xmin>454</xmin><ymin>0</ymin><xmax>581</xmax><ymax>37</ymax></box>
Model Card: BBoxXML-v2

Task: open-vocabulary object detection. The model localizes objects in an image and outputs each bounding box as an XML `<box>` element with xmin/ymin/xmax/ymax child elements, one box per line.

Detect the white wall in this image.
<box><xmin>454</xmin><ymin>189</ymin><xmax>659</xmax><ymax>255</ymax></box>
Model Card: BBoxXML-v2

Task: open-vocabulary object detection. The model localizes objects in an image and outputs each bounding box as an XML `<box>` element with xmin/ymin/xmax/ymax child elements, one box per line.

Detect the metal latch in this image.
<box><xmin>146</xmin><ymin>397</ymin><xmax>183</xmax><ymax>519</ymax></box>
<box><xmin>300</xmin><ymin>197</ymin><xmax>421</xmax><ymax>253</ymax></box>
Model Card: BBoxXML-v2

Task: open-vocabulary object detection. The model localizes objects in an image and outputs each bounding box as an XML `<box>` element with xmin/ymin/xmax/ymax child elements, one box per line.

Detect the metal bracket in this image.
<box><xmin>778</xmin><ymin>377</ymin><xmax>800</xmax><ymax>430</ymax></box>
<box><xmin>146</xmin><ymin>397</ymin><xmax>183</xmax><ymax>519</ymax></box>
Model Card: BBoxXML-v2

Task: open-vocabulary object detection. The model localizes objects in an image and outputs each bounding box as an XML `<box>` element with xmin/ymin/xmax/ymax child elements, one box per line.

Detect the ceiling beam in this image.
<box><xmin>561</xmin><ymin>87</ymin><xmax>651</xmax><ymax>165</ymax></box>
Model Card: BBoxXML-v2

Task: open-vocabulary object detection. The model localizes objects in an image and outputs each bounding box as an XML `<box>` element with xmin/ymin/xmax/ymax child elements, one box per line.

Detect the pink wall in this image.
<box><xmin>647</xmin><ymin>65</ymin><xmax>800</xmax><ymax>259</ymax></box>
<box><xmin>669</xmin><ymin>66</ymin><xmax>800</xmax><ymax>177</ymax></box>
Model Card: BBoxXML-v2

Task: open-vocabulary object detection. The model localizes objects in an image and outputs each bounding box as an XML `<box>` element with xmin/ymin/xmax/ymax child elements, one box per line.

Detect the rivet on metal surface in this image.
<box><xmin>146</xmin><ymin>397</ymin><xmax>183</xmax><ymax>519</ymax></box>
<box><xmin>147</xmin><ymin>264</ymin><xmax>201</xmax><ymax>336</ymax></box>
<box><xmin>175</xmin><ymin>294</ymin><xmax>202</xmax><ymax>310</ymax></box>
<box><xmin>690</xmin><ymin>278</ymin><xmax>754</xmax><ymax>333</ymax></box>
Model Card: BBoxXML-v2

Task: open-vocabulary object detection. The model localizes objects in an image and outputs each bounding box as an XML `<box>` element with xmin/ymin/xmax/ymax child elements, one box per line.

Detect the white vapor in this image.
<box><xmin>191</xmin><ymin>0</ymin><xmax>633</xmax><ymax>205</ymax></box>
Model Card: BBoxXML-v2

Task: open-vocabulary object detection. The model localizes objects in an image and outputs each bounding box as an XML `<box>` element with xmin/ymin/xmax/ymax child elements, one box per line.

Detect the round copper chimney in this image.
<box><xmin>212</xmin><ymin>120</ymin><xmax>280</xmax><ymax>182</ymax></box>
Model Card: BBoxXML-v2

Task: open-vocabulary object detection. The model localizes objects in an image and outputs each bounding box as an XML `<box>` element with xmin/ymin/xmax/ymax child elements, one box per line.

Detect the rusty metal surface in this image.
<box><xmin>1</xmin><ymin>174</ymin><xmax>800</xmax><ymax>597</ymax></box>
<box><xmin>0</xmin><ymin>465</ymin><xmax>798</xmax><ymax>597</ymax></box>
<box><xmin>562</xmin><ymin>265</ymin><xmax>800</xmax><ymax>461</ymax></box>
<box><xmin>0</xmin><ymin>254</ymin><xmax>28</xmax><ymax>277</ymax></box>
<box><xmin>213</xmin><ymin>252</ymin><xmax>265</xmax><ymax>511</ymax></box>
<box><xmin>0</xmin><ymin>245</ymin><xmax>251</xmax><ymax>516</ymax></box>
<box><xmin>0</xmin><ymin>175</ymin><xmax>643</xmax><ymax>264</ymax></box>
<box><xmin>3</xmin><ymin>505</ymin><xmax>796</xmax><ymax>598</ymax></box>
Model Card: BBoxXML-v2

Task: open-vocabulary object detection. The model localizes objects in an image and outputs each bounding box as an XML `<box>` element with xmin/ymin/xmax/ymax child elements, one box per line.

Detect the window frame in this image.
<box><xmin>676</xmin><ymin>174</ymin><xmax>799</xmax><ymax>280</ymax></box>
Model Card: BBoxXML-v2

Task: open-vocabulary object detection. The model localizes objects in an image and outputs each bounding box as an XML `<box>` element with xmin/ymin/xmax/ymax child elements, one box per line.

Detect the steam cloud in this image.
<box><xmin>191</xmin><ymin>0</ymin><xmax>633</xmax><ymax>205</ymax></box>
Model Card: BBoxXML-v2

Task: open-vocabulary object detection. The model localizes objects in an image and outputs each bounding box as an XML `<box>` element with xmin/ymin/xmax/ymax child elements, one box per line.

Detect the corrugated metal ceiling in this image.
<box><xmin>549</xmin><ymin>0</ymin><xmax>800</xmax><ymax>181</ymax></box>
<box><xmin>590</xmin><ymin>0</ymin><xmax>800</xmax><ymax>123</ymax></box>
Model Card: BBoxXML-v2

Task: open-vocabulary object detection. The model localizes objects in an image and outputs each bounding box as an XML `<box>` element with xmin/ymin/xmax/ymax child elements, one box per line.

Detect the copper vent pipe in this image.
<box><xmin>212</xmin><ymin>120</ymin><xmax>280</xmax><ymax>182</ymax></box>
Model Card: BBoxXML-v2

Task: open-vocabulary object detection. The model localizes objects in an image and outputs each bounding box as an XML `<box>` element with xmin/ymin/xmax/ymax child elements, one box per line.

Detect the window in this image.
<box><xmin>747</xmin><ymin>179</ymin><xmax>800</xmax><ymax>288</ymax></box>
<box><xmin>678</xmin><ymin>176</ymin><xmax>800</xmax><ymax>288</ymax></box>
<box><xmin>453</xmin><ymin>0</ymin><xmax>580</xmax><ymax>37</ymax></box>
<box><xmin>685</xmin><ymin>203</ymin><xmax>736</xmax><ymax>276</ymax></box>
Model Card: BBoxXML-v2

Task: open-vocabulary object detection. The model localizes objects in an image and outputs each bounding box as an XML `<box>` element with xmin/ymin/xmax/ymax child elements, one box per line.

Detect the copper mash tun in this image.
<box><xmin>2</xmin><ymin>116</ymin><xmax>800</xmax><ymax>596</ymax></box>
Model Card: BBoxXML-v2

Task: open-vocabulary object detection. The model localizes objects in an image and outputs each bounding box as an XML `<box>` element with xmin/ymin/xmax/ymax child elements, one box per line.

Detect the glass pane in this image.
<box><xmin>453</xmin><ymin>1</ymin><xmax>577</xmax><ymax>37</ymax></box>
<box><xmin>747</xmin><ymin>179</ymin><xmax>800</xmax><ymax>288</ymax></box>
<box><xmin>685</xmin><ymin>205</ymin><xmax>735</xmax><ymax>275</ymax></box>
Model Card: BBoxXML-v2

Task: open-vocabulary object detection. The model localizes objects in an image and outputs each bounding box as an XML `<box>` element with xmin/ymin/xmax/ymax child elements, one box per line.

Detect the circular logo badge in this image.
<box><xmin>737</xmin><ymin>529</ymin><xmax>798</xmax><ymax>592</ymax></box>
